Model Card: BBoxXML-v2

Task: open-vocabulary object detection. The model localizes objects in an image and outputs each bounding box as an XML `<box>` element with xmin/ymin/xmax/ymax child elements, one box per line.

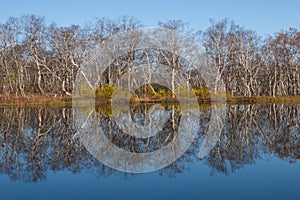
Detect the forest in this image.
<box><xmin>0</xmin><ymin>15</ymin><xmax>299</xmax><ymax>101</ymax></box>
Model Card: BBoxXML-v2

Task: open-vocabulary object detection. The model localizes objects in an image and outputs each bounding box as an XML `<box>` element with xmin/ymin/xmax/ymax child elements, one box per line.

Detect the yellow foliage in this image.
<box><xmin>95</xmin><ymin>84</ymin><xmax>115</xmax><ymax>99</ymax></box>
<box><xmin>193</xmin><ymin>86</ymin><xmax>210</xmax><ymax>98</ymax></box>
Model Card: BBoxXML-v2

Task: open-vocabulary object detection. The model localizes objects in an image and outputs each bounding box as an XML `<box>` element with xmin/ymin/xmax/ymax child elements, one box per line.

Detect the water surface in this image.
<box><xmin>0</xmin><ymin>104</ymin><xmax>299</xmax><ymax>199</ymax></box>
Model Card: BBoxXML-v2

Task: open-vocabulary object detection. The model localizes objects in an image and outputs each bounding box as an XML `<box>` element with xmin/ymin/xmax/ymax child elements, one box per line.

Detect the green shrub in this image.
<box><xmin>95</xmin><ymin>84</ymin><xmax>115</xmax><ymax>99</ymax></box>
<box><xmin>158</xmin><ymin>89</ymin><xmax>166</xmax><ymax>97</ymax></box>
<box><xmin>167</xmin><ymin>90</ymin><xmax>174</xmax><ymax>97</ymax></box>
<box><xmin>130</xmin><ymin>93</ymin><xmax>138</xmax><ymax>101</ymax></box>
<box><xmin>193</xmin><ymin>86</ymin><xmax>210</xmax><ymax>98</ymax></box>
<box><xmin>145</xmin><ymin>84</ymin><xmax>156</xmax><ymax>97</ymax></box>
<box><xmin>152</xmin><ymin>93</ymin><xmax>162</xmax><ymax>99</ymax></box>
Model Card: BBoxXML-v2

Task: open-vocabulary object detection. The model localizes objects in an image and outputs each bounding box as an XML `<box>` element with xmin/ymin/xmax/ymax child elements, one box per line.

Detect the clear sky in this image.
<box><xmin>0</xmin><ymin>0</ymin><xmax>299</xmax><ymax>36</ymax></box>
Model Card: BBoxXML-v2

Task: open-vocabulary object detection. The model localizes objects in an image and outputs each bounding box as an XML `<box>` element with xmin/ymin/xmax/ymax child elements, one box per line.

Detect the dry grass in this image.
<box><xmin>0</xmin><ymin>95</ymin><xmax>72</xmax><ymax>107</ymax></box>
<box><xmin>227</xmin><ymin>96</ymin><xmax>300</xmax><ymax>105</ymax></box>
<box><xmin>1</xmin><ymin>94</ymin><xmax>300</xmax><ymax>107</ymax></box>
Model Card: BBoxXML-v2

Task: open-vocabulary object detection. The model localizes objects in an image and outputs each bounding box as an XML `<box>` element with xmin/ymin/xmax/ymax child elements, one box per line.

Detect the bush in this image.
<box><xmin>193</xmin><ymin>86</ymin><xmax>210</xmax><ymax>98</ymax></box>
<box><xmin>158</xmin><ymin>89</ymin><xmax>166</xmax><ymax>97</ymax></box>
<box><xmin>95</xmin><ymin>84</ymin><xmax>115</xmax><ymax>99</ymax></box>
<box><xmin>145</xmin><ymin>84</ymin><xmax>156</xmax><ymax>97</ymax></box>
<box><xmin>130</xmin><ymin>93</ymin><xmax>138</xmax><ymax>101</ymax></box>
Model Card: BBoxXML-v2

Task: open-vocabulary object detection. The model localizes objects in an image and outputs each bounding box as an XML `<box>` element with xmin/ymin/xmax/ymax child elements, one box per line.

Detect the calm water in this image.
<box><xmin>0</xmin><ymin>104</ymin><xmax>299</xmax><ymax>200</ymax></box>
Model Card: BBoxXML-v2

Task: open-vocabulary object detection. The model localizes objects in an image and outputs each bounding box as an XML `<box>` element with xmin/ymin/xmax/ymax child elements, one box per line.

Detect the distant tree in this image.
<box><xmin>0</xmin><ymin>15</ymin><xmax>299</xmax><ymax>98</ymax></box>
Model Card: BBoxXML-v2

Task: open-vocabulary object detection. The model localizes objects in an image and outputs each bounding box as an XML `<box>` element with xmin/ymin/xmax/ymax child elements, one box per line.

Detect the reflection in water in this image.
<box><xmin>206</xmin><ymin>104</ymin><xmax>300</xmax><ymax>175</ymax></box>
<box><xmin>76</xmin><ymin>103</ymin><xmax>204</xmax><ymax>173</ymax></box>
<box><xmin>0</xmin><ymin>104</ymin><xmax>299</xmax><ymax>182</ymax></box>
<box><xmin>96</xmin><ymin>104</ymin><xmax>182</xmax><ymax>153</ymax></box>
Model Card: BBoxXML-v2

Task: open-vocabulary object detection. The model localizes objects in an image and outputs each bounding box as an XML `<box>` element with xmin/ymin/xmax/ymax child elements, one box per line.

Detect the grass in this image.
<box><xmin>1</xmin><ymin>94</ymin><xmax>300</xmax><ymax>108</ymax></box>
<box><xmin>227</xmin><ymin>96</ymin><xmax>300</xmax><ymax>105</ymax></box>
<box><xmin>0</xmin><ymin>95</ymin><xmax>73</xmax><ymax>108</ymax></box>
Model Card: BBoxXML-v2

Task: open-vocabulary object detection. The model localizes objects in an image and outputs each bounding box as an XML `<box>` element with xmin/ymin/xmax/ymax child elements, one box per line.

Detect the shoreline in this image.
<box><xmin>1</xmin><ymin>95</ymin><xmax>300</xmax><ymax>107</ymax></box>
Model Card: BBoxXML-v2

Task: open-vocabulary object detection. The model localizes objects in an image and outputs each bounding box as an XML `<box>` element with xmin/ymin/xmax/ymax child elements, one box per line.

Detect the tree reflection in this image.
<box><xmin>0</xmin><ymin>104</ymin><xmax>299</xmax><ymax>182</ymax></box>
<box><xmin>205</xmin><ymin>104</ymin><xmax>300</xmax><ymax>175</ymax></box>
<box><xmin>97</xmin><ymin>103</ymin><xmax>181</xmax><ymax>153</ymax></box>
<box><xmin>0</xmin><ymin>107</ymin><xmax>102</xmax><ymax>182</ymax></box>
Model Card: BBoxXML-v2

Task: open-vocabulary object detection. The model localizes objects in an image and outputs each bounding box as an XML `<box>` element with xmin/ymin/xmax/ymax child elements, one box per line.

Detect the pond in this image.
<box><xmin>0</xmin><ymin>103</ymin><xmax>299</xmax><ymax>200</ymax></box>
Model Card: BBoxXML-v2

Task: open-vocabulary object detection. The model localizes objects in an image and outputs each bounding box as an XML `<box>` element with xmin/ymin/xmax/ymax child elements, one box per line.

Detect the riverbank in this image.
<box><xmin>227</xmin><ymin>96</ymin><xmax>300</xmax><ymax>104</ymax></box>
<box><xmin>1</xmin><ymin>95</ymin><xmax>300</xmax><ymax>107</ymax></box>
<box><xmin>0</xmin><ymin>95</ymin><xmax>73</xmax><ymax>107</ymax></box>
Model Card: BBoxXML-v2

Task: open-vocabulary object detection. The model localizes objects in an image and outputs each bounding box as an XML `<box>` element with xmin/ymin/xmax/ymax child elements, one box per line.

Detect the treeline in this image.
<box><xmin>0</xmin><ymin>15</ymin><xmax>299</xmax><ymax>98</ymax></box>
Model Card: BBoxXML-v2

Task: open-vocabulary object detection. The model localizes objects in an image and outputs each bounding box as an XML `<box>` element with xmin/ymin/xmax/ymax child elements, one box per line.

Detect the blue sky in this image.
<box><xmin>0</xmin><ymin>0</ymin><xmax>299</xmax><ymax>36</ymax></box>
